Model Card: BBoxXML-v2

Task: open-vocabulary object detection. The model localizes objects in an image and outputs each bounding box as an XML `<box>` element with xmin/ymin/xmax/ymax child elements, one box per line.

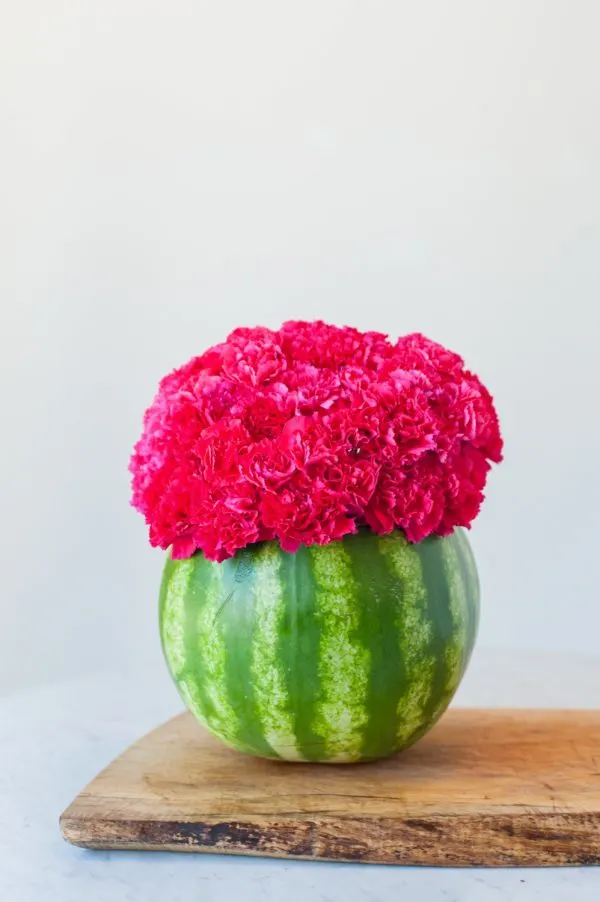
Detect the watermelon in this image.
<box><xmin>159</xmin><ymin>528</ymin><xmax>479</xmax><ymax>763</ymax></box>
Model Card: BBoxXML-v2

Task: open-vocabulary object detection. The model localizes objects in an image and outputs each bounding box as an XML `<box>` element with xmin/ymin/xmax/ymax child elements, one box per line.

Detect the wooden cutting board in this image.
<box><xmin>60</xmin><ymin>708</ymin><xmax>600</xmax><ymax>866</ymax></box>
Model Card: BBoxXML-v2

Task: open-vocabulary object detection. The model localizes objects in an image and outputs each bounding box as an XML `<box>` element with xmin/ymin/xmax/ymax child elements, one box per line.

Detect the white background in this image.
<box><xmin>2</xmin><ymin>0</ymin><xmax>599</xmax><ymax>695</ymax></box>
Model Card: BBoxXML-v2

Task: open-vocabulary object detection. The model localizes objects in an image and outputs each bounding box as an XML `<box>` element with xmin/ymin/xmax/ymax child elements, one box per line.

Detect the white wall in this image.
<box><xmin>2</xmin><ymin>1</ymin><xmax>599</xmax><ymax>694</ymax></box>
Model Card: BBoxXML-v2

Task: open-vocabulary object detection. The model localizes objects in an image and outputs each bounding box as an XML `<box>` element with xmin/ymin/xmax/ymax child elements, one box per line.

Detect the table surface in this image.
<box><xmin>3</xmin><ymin>647</ymin><xmax>600</xmax><ymax>902</ymax></box>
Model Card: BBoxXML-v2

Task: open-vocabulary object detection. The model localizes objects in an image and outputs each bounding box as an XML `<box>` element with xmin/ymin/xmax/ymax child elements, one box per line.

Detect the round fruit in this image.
<box><xmin>159</xmin><ymin>528</ymin><xmax>479</xmax><ymax>763</ymax></box>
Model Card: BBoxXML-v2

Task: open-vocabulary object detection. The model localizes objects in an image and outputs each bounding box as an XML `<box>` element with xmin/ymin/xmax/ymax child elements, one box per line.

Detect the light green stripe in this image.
<box><xmin>378</xmin><ymin>536</ymin><xmax>435</xmax><ymax>744</ymax></box>
<box><xmin>162</xmin><ymin>558</ymin><xmax>195</xmax><ymax>677</ymax></box>
<box><xmin>194</xmin><ymin>561</ymin><xmax>245</xmax><ymax>748</ymax></box>
<box><xmin>251</xmin><ymin>545</ymin><xmax>303</xmax><ymax>760</ymax></box>
<box><xmin>430</xmin><ymin>536</ymin><xmax>468</xmax><ymax>720</ymax></box>
<box><xmin>457</xmin><ymin>529</ymin><xmax>480</xmax><ymax>603</ymax></box>
<box><xmin>311</xmin><ymin>544</ymin><xmax>370</xmax><ymax>762</ymax></box>
<box><xmin>454</xmin><ymin>528</ymin><xmax>480</xmax><ymax>660</ymax></box>
<box><xmin>177</xmin><ymin>676</ymin><xmax>214</xmax><ymax>735</ymax></box>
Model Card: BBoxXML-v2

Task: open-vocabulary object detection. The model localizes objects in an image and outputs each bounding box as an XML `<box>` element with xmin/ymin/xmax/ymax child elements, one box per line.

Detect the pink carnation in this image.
<box><xmin>130</xmin><ymin>321</ymin><xmax>502</xmax><ymax>561</ymax></box>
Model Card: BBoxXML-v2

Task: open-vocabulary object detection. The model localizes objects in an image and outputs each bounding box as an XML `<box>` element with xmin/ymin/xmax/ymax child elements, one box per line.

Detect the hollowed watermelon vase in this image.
<box><xmin>159</xmin><ymin>527</ymin><xmax>479</xmax><ymax>763</ymax></box>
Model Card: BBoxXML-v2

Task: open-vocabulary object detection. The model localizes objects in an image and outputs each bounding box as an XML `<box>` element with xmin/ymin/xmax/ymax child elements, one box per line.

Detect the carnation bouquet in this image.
<box><xmin>131</xmin><ymin>321</ymin><xmax>502</xmax><ymax>762</ymax></box>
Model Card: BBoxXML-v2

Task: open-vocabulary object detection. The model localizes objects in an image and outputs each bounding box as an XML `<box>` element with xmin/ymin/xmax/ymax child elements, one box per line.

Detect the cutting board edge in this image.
<box><xmin>59</xmin><ymin>809</ymin><xmax>600</xmax><ymax>867</ymax></box>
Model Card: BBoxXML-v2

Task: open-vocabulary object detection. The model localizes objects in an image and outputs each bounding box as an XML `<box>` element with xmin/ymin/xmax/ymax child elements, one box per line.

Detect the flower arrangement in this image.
<box><xmin>130</xmin><ymin>321</ymin><xmax>502</xmax><ymax>563</ymax></box>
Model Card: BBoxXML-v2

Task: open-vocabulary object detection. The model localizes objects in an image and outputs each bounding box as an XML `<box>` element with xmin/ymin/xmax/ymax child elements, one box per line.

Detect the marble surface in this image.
<box><xmin>2</xmin><ymin>647</ymin><xmax>600</xmax><ymax>902</ymax></box>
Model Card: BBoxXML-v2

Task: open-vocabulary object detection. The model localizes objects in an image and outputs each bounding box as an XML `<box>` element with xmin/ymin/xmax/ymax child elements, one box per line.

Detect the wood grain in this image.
<box><xmin>60</xmin><ymin>709</ymin><xmax>600</xmax><ymax>866</ymax></box>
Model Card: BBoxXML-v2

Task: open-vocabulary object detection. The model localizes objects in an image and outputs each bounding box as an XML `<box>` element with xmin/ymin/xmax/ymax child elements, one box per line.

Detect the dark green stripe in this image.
<box><xmin>344</xmin><ymin>531</ymin><xmax>405</xmax><ymax>760</ymax></box>
<box><xmin>277</xmin><ymin>545</ymin><xmax>325</xmax><ymax>760</ymax></box>
<box><xmin>215</xmin><ymin>550</ymin><xmax>278</xmax><ymax>758</ymax></box>
<box><xmin>414</xmin><ymin>536</ymin><xmax>455</xmax><ymax>724</ymax></box>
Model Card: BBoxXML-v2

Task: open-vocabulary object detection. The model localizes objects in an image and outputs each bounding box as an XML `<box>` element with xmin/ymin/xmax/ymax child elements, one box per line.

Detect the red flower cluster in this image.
<box><xmin>130</xmin><ymin>322</ymin><xmax>502</xmax><ymax>561</ymax></box>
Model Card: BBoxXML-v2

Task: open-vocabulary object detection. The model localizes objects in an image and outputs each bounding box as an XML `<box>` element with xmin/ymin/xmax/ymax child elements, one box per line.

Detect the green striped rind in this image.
<box><xmin>159</xmin><ymin>528</ymin><xmax>479</xmax><ymax>763</ymax></box>
<box><xmin>160</xmin><ymin>554</ymin><xmax>256</xmax><ymax>754</ymax></box>
<box><xmin>310</xmin><ymin>543</ymin><xmax>370</xmax><ymax>762</ymax></box>
<box><xmin>345</xmin><ymin>532</ymin><xmax>406</xmax><ymax>761</ymax></box>
<box><xmin>185</xmin><ymin>560</ymin><xmax>255</xmax><ymax>752</ymax></box>
<box><xmin>413</xmin><ymin>531</ymin><xmax>479</xmax><ymax>729</ymax></box>
<box><xmin>454</xmin><ymin>528</ymin><xmax>480</xmax><ymax>661</ymax></box>
<box><xmin>191</xmin><ymin>561</ymin><xmax>244</xmax><ymax>746</ymax></box>
<box><xmin>432</xmin><ymin>534</ymin><xmax>470</xmax><ymax>719</ymax></box>
<box><xmin>159</xmin><ymin>555</ymin><xmax>194</xmax><ymax>678</ymax></box>
<box><xmin>214</xmin><ymin>552</ymin><xmax>279</xmax><ymax>758</ymax></box>
<box><xmin>276</xmin><ymin>547</ymin><xmax>326</xmax><ymax>760</ymax></box>
<box><xmin>251</xmin><ymin>543</ymin><xmax>303</xmax><ymax>760</ymax></box>
<box><xmin>377</xmin><ymin>534</ymin><xmax>436</xmax><ymax>746</ymax></box>
<box><xmin>159</xmin><ymin>553</ymin><xmax>212</xmax><ymax>735</ymax></box>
